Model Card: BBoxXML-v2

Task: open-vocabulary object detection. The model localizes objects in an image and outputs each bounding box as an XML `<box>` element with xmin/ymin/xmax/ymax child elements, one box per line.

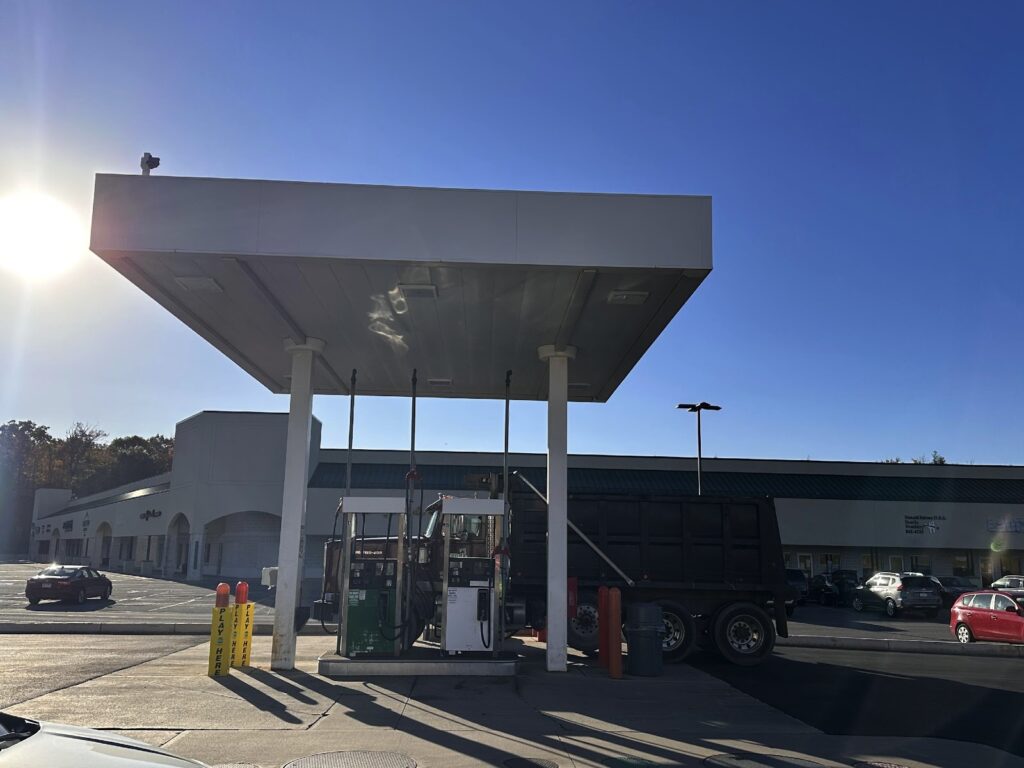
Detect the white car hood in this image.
<box><xmin>0</xmin><ymin>720</ymin><xmax>206</xmax><ymax>768</ymax></box>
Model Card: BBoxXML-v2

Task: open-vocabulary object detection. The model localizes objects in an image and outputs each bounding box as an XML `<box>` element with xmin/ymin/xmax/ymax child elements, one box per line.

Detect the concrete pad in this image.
<box><xmin>308</xmin><ymin>694</ymin><xmax>408</xmax><ymax>730</ymax></box>
<box><xmin>7</xmin><ymin>673</ymin><xmax>327</xmax><ymax>729</ymax></box>
<box><xmin>397</xmin><ymin>703</ymin><xmax>557</xmax><ymax>734</ymax></box>
<box><xmin>100</xmin><ymin>729</ymin><xmax>183</xmax><ymax>748</ymax></box>
<box><xmin>165</xmin><ymin>728</ymin><xmax>410</xmax><ymax>768</ymax></box>
<box><xmin>554</xmin><ymin>731</ymin><xmax>713</xmax><ymax>767</ymax></box>
<box><xmin>396</xmin><ymin>727</ymin><xmax>577</xmax><ymax>768</ymax></box>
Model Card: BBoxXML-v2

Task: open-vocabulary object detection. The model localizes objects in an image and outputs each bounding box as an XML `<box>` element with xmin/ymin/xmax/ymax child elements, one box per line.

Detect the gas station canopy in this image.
<box><xmin>90</xmin><ymin>175</ymin><xmax>711</xmax><ymax>401</ymax></box>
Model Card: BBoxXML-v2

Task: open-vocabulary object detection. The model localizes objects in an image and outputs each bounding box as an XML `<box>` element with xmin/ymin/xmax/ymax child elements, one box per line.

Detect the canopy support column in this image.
<box><xmin>538</xmin><ymin>344</ymin><xmax>576</xmax><ymax>672</ymax></box>
<box><xmin>271</xmin><ymin>337</ymin><xmax>324</xmax><ymax>671</ymax></box>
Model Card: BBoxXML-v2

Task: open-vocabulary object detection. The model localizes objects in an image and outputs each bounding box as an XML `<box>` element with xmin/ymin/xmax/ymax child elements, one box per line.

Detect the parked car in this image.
<box><xmin>950</xmin><ymin>590</ymin><xmax>1024</xmax><ymax>644</ymax></box>
<box><xmin>933</xmin><ymin>575</ymin><xmax>977</xmax><ymax>607</ymax></box>
<box><xmin>785</xmin><ymin>568</ymin><xmax>809</xmax><ymax>604</ymax></box>
<box><xmin>808</xmin><ymin>570</ymin><xmax>858</xmax><ymax>606</ymax></box>
<box><xmin>990</xmin><ymin>575</ymin><xmax>1024</xmax><ymax>596</ymax></box>
<box><xmin>0</xmin><ymin>711</ymin><xmax>205</xmax><ymax>766</ymax></box>
<box><xmin>25</xmin><ymin>565</ymin><xmax>112</xmax><ymax>605</ymax></box>
<box><xmin>851</xmin><ymin>572</ymin><xmax>942</xmax><ymax>617</ymax></box>
<box><xmin>830</xmin><ymin>569</ymin><xmax>860</xmax><ymax>605</ymax></box>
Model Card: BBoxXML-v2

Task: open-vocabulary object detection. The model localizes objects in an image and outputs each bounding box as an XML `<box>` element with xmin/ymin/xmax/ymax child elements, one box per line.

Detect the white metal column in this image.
<box><xmin>538</xmin><ymin>344</ymin><xmax>575</xmax><ymax>672</ymax></box>
<box><xmin>271</xmin><ymin>337</ymin><xmax>323</xmax><ymax>670</ymax></box>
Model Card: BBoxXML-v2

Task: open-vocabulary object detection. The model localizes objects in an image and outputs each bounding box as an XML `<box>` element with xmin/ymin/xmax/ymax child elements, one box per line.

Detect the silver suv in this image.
<box><xmin>851</xmin><ymin>572</ymin><xmax>943</xmax><ymax>617</ymax></box>
<box><xmin>991</xmin><ymin>575</ymin><xmax>1024</xmax><ymax>592</ymax></box>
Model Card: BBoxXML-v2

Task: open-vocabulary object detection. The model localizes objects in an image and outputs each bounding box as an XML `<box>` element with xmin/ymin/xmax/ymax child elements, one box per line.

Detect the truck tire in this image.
<box><xmin>655</xmin><ymin>600</ymin><xmax>696</xmax><ymax>663</ymax></box>
<box><xmin>713</xmin><ymin>602</ymin><xmax>776</xmax><ymax>667</ymax></box>
<box><xmin>567</xmin><ymin>590</ymin><xmax>601</xmax><ymax>654</ymax></box>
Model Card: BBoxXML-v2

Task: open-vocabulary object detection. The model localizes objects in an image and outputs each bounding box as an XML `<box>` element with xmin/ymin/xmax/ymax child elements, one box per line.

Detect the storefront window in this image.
<box><xmin>861</xmin><ymin>553</ymin><xmax>874</xmax><ymax>579</ymax></box>
<box><xmin>1000</xmin><ymin>556</ymin><xmax>1021</xmax><ymax>576</ymax></box>
<box><xmin>910</xmin><ymin>554</ymin><xmax>931</xmax><ymax>574</ymax></box>
<box><xmin>952</xmin><ymin>553</ymin><xmax>972</xmax><ymax>577</ymax></box>
<box><xmin>818</xmin><ymin>552</ymin><xmax>841</xmax><ymax>572</ymax></box>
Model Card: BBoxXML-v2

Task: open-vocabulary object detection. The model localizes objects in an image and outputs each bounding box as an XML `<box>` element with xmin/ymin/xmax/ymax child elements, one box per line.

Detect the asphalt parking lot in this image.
<box><xmin>692</xmin><ymin>645</ymin><xmax>1024</xmax><ymax>759</ymax></box>
<box><xmin>0</xmin><ymin>633</ymin><xmax>202</xmax><ymax>709</ymax></box>
<box><xmin>787</xmin><ymin>601</ymin><xmax>956</xmax><ymax>643</ymax></box>
<box><xmin>0</xmin><ymin>562</ymin><xmax>277</xmax><ymax>625</ymax></box>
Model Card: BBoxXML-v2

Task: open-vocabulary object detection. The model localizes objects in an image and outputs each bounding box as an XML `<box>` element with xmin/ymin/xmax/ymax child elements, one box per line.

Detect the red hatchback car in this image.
<box><xmin>950</xmin><ymin>590</ymin><xmax>1024</xmax><ymax>644</ymax></box>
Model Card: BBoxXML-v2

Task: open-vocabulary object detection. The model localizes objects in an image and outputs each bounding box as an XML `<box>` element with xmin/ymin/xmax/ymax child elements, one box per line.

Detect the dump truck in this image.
<box><xmin>503</xmin><ymin>487</ymin><xmax>789</xmax><ymax>666</ymax></box>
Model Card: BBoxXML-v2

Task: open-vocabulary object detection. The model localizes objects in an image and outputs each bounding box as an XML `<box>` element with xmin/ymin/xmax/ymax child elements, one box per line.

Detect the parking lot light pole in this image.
<box><xmin>676</xmin><ymin>402</ymin><xmax>722</xmax><ymax>496</ymax></box>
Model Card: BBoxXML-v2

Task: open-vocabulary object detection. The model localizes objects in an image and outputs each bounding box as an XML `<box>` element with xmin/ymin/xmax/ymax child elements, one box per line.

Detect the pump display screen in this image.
<box><xmin>448</xmin><ymin>557</ymin><xmax>494</xmax><ymax>588</ymax></box>
<box><xmin>349</xmin><ymin>559</ymin><xmax>397</xmax><ymax>589</ymax></box>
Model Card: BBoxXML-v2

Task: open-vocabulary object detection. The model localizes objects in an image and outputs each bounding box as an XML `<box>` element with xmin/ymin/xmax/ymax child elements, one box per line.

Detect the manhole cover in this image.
<box><xmin>283</xmin><ymin>752</ymin><xmax>416</xmax><ymax>768</ymax></box>
<box><xmin>705</xmin><ymin>756</ymin><xmax>828</xmax><ymax>768</ymax></box>
<box><xmin>504</xmin><ymin>760</ymin><xmax>559</xmax><ymax>768</ymax></box>
<box><xmin>853</xmin><ymin>763</ymin><xmax>912</xmax><ymax>768</ymax></box>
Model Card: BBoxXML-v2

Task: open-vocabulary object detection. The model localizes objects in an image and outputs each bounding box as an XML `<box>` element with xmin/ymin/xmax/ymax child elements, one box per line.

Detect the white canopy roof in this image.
<box><xmin>91</xmin><ymin>174</ymin><xmax>711</xmax><ymax>401</ymax></box>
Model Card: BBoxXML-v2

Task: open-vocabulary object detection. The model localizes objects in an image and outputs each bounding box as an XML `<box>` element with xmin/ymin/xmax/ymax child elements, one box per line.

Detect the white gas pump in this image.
<box><xmin>440</xmin><ymin>497</ymin><xmax>505</xmax><ymax>654</ymax></box>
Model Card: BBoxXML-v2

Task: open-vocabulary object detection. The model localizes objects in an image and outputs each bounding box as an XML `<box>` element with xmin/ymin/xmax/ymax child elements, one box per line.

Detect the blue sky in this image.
<box><xmin>1</xmin><ymin>2</ymin><xmax>1022</xmax><ymax>464</ymax></box>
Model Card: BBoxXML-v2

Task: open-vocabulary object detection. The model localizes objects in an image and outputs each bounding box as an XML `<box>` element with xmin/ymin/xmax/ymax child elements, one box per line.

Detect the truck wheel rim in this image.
<box><xmin>571</xmin><ymin>604</ymin><xmax>598</xmax><ymax>639</ymax></box>
<box><xmin>726</xmin><ymin>615</ymin><xmax>764</xmax><ymax>654</ymax></box>
<box><xmin>662</xmin><ymin>612</ymin><xmax>685</xmax><ymax>652</ymax></box>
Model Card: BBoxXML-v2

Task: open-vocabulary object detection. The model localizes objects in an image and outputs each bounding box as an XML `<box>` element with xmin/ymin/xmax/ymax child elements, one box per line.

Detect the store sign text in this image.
<box><xmin>987</xmin><ymin>518</ymin><xmax>1024</xmax><ymax>534</ymax></box>
<box><xmin>904</xmin><ymin>514</ymin><xmax>945</xmax><ymax>534</ymax></box>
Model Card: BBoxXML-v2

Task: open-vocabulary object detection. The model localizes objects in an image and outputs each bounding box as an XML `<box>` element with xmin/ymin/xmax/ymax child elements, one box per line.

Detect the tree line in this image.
<box><xmin>0</xmin><ymin>420</ymin><xmax>174</xmax><ymax>514</ymax></box>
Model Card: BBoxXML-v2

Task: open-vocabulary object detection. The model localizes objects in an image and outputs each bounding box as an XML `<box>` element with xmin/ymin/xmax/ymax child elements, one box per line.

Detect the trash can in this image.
<box><xmin>625</xmin><ymin>602</ymin><xmax>665</xmax><ymax>676</ymax></box>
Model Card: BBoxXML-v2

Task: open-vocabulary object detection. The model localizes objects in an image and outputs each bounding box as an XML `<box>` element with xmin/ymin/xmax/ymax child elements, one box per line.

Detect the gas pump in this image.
<box><xmin>439</xmin><ymin>497</ymin><xmax>505</xmax><ymax>655</ymax></box>
<box><xmin>336</xmin><ymin>496</ymin><xmax>407</xmax><ymax>657</ymax></box>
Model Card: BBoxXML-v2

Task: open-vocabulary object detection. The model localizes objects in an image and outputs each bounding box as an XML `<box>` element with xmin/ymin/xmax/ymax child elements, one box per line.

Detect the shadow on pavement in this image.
<box><xmin>790</xmin><ymin>603</ymin><xmax>953</xmax><ymax>636</ymax></box>
<box><xmin>691</xmin><ymin>647</ymin><xmax>1024</xmax><ymax>758</ymax></box>
<box><xmin>211</xmin><ymin>674</ymin><xmax>304</xmax><ymax>725</ymax></box>
<box><xmin>24</xmin><ymin>599</ymin><xmax>116</xmax><ymax>613</ymax></box>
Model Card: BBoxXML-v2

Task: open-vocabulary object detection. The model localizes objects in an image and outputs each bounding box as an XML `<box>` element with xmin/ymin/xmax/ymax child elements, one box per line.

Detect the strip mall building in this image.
<box><xmin>29</xmin><ymin>410</ymin><xmax>1024</xmax><ymax>588</ymax></box>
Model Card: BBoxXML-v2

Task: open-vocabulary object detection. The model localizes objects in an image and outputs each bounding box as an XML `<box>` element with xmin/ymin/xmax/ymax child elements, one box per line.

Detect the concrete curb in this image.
<box><xmin>0</xmin><ymin>622</ymin><xmax>324</xmax><ymax>636</ymax></box>
<box><xmin>779</xmin><ymin>633</ymin><xmax>1024</xmax><ymax>658</ymax></box>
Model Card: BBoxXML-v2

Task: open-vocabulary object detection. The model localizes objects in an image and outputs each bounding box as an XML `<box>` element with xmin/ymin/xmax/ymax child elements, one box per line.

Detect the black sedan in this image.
<box><xmin>808</xmin><ymin>570</ymin><xmax>860</xmax><ymax>606</ymax></box>
<box><xmin>933</xmin><ymin>575</ymin><xmax>977</xmax><ymax>607</ymax></box>
<box><xmin>25</xmin><ymin>565</ymin><xmax>112</xmax><ymax>605</ymax></box>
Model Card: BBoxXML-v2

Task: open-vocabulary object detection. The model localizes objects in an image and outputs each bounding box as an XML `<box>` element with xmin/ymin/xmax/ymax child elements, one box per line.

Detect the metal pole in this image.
<box><xmin>345</xmin><ymin>369</ymin><xmax>356</xmax><ymax>496</ymax></box>
<box><xmin>503</xmin><ymin>370</ymin><xmax>511</xmax><ymax>523</ymax></box>
<box><xmin>404</xmin><ymin>369</ymin><xmax>418</xmax><ymax>650</ymax></box>
<box><xmin>696</xmin><ymin>408</ymin><xmax>703</xmax><ymax>496</ymax></box>
<box><xmin>498</xmin><ymin>370</ymin><xmax>512</xmax><ymax>654</ymax></box>
<box><xmin>410</xmin><ymin>369</ymin><xmax>417</xmax><ymax>468</ymax></box>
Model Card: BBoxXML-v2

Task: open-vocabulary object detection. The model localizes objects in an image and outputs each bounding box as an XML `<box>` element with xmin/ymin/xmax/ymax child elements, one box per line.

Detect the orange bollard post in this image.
<box><xmin>597</xmin><ymin>586</ymin><xmax>610</xmax><ymax>668</ymax></box>
<box><xmin>607</xmin><ymin>587</ymin><xmax>622</xmax><ymax>679</ymax></box>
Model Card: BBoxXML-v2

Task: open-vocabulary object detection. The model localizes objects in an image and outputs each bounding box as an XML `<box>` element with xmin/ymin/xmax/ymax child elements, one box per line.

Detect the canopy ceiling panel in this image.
<box><xmin>91</xmin><ymin>175</ymin><xmax>712</xmax><ymax>402</ymax></box>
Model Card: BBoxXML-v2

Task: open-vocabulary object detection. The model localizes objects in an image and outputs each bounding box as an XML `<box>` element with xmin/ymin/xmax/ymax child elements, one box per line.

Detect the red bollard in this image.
<box><xmin>607</xmin><ymin>587</ymin><xmax>622</xmax><ymax>679</ymax></box>
<box><xmin>214</xmin><ymin>582</ymin><xmax>231</xmax><ymax>608</ymax></box>
<box><xmin>597</xmin><ymin>586</ymin><xmax>610</xmax><ymax>668</ymax></box>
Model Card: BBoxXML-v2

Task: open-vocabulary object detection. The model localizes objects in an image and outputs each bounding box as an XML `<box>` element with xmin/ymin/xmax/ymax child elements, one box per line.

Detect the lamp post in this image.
<box><xmin>676</xmin><ymin>402</ymin><xmax>721</xmax><ymax>495</ymax></box>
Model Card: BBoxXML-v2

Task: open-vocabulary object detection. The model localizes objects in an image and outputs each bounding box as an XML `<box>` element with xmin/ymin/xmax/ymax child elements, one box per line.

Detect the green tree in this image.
<box><xmin>58</xmin><ymin>423</ymin><xmax>107</xmax><ymax>493</ymax></box>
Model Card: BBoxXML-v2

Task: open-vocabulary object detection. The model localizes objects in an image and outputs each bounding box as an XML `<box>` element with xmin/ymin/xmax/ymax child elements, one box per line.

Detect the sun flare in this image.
<box><xmin>0</xmin><ymin>190</ymin><xmax>85</xmax><ymax>282</ymax></box>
